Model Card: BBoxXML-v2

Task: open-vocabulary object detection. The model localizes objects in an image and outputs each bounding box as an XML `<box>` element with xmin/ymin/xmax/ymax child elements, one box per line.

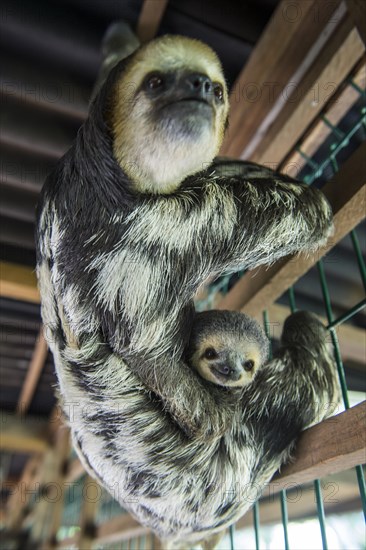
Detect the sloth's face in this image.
<box><xmin>189</xmin><ymin>335</ymin><xmax>263</xmax><ymax>388</ymax></box>
<box><xmin>111</xmin><ymin>35</ymin><xmax>229</xmax><ymax>194</ymax></box>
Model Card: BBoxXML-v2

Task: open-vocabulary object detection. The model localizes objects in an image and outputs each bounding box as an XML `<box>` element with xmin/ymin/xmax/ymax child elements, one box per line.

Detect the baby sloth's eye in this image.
<box><xmin>204</xmin><ymin>347</ymin><xmax>218</xmax><ymax>360</ymax></box>
<box><xmin>243</xmin><ymin>360</ymin><xmax>255</xmax><ymax>372</ymax></box>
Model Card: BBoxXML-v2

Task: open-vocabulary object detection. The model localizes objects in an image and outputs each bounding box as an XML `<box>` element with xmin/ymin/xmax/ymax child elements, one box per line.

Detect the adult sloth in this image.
<box><xmin>36</xmin><ymin>35</ymin><xmax>337</xmax><ymax>548</ymax></box>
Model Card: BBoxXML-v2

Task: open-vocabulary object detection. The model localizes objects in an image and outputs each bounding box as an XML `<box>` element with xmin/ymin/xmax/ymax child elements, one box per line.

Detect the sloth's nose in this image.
<box><xmin>216</xmin><ymin>364</ymin><xmax>231</xmax><ymax>375</ymax></box>
<box><xmin>215</xmin><ymin>363</ymin><xmax>241</xmax><ymax>381</ymax></box>
<box><xmin>186</xmin><ymin>73</ymin><xmax>213</xmax><ymax>98</ymax></box>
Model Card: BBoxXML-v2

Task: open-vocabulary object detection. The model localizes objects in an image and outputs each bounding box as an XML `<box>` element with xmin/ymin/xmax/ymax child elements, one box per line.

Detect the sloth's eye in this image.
<box><xmin>243</xmin><ymin>360</ymin><xmax>255</xmax><ymax>372</ymax></box>
<box><xmin>204</xmin><ymin>347</ymin><xmax>218</xmax><ymax>360</ymax></box>
<box><xmin>146</xmin><ymin>73</ymin><xmax>164</xmax><ymax>90</ymax></box>
<box><xmin>213</xmin><ymin>84</ymin><xmax>224</xmax><ymax>101</ymax></box>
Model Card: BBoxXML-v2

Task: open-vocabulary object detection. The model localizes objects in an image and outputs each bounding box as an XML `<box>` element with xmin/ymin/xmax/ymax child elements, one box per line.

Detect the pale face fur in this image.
<box><xmin>111</xmin><ymin>35</ymin><xmax>229</xmax><ymax>194</ymax></box>
<box><xmin>190</xmin><ymin>333</ymin><xmax>263</xmax><ymax>388</ymax></box>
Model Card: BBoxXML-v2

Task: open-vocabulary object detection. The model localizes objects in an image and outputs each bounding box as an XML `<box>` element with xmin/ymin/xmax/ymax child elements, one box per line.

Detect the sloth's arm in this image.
<box><xmin>204</xmin><ymin>161</ymin><xmax>333</xmax><ymax>273</ymax></box>
<box><xmin>239</xmin><ymin>311</ymin><xmax>340</xmax><ymax>467</ymax></box>
<box><xmin>127</xmin><ymin>352</ymin><xmax>241</xmax><ymax>439</ymax></box>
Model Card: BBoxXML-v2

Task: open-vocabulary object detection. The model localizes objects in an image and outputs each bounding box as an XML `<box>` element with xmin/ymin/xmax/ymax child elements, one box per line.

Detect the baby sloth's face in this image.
<box><xmin>187</xmin><ymin>311</ymin><xmax>269</xmax><ymax>388</ymax></box>
<box><xmin>190</xmin><ymin>335</ymin><xmax>262</xmax><ymax>387</ymax></box>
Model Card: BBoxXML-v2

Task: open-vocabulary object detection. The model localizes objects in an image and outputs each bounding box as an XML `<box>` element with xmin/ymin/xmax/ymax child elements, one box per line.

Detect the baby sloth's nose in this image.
<box><xmin>215</xmin><ymin>362</ymin><xmax>241</xmax><ymax>381</ymax></box>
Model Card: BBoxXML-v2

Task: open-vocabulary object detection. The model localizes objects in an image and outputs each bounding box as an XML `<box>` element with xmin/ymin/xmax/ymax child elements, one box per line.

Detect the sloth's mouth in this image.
<box><xmin>162</xmin><ymin>98</ymin><xmax>212</xmax><ymax>110</ymax></box>
<box><xmin>210</xmin><ymin>366</ymin><xmax>229</xmax><ymax>380</ymax></box>
<box><xmin>210</xmin><ymin>365</ymin><xmax>242</xmax><ymax>383</ymax></box>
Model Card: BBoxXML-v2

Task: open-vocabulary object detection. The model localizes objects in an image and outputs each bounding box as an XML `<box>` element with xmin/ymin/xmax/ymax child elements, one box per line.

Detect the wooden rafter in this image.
<box><xmin>16</xmin><ymin>329</ymin><xmax>48</xmax><ymax>414</ymax></box>
<box><xmin>269</xmin><ymin>401</ymin><xmax>366</xmax><ymax>494</ymax></box>
<box><xmin>5</xmin><ymin>455</ymin><xmax>42</xmax><ymax>532</ymax></box>
<box><xmin>78</xmin><ymin>476</ymin><xmax>101</xmax><ymax>550</ymax></box>
<box><xmin>250</xmin><ymin>25</ymin><xmax>364</xmax><ymax>166</ymax></box>
<box><xmin>136</xmin><ymin>0</ymin><xmax>169</xmax><ymax>43</ymax></box>
<box><xmin>0</xmin><ymin>261</ymin><xmax>40</xmax><ymax>303</ymax></box>
<box><xmin>218</xmin><ymin>142</ymin><xmax>366</xmax><ymax>315</ymax></box>
<box><xmin>283</xmin><ymin>60</ymin><xmax>365</xmax><ymax>177</ymax></box>
<box><xmin>0</xmin><ymin>411</ymin><xmax>50</xmax><ymax>453</ymax></box>
<box><xmin>220</xmin><ymin>0</ymin><xmax>348</xmax><ymax>158</ymax></box>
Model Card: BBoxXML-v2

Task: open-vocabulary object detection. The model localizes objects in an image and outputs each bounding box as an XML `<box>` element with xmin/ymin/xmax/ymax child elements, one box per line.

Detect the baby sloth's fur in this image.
<box><xmin>36</xmin><ymin>35</ymin><xmax>339</xmax><ymax>548</ymax></box>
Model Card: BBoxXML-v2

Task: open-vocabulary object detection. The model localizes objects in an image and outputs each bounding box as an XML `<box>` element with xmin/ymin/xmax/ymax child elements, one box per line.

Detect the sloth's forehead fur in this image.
<box><xmin>120</xmin><ymin>35</ymin><xmax>226</xmax><ymax>90</ymax></box>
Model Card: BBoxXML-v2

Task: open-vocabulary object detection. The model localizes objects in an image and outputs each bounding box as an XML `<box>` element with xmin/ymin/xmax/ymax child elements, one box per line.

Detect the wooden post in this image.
<box><xmin>78</xmin><ymin>475</ymin><xmax>101</xmax><ymax>550</ymax></box>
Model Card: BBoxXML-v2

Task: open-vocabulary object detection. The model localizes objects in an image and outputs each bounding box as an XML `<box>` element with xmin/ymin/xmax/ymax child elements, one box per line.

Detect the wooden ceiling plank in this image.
<box><xmin>269</xmin><ymin>401</ymin><xmax>366</xmax><ymax>494</ymax></box>
<box><xmin>5</xmin><ymin>455</ymin><xmax>42</xmax><ymax>532</ymax></box>
<box><xmin>95</xmin><ymin>513</ymin><xmax>149</xmax><ymax>545</ymax></box>
<box><xmin>78</xmin><ymin>475</ymin><xmax>101</xmax><ymax>550</ymax></box>
<box><xmin>136</xmin><ymin>0</ymin><xmax>169</xmax><ymax>43</ymax></box>
<box><xmin>16</xmin><ymin>328</ymin><xmax>48</xmax><ymax>415</ymax></box>
<box><xmin>283</xmin><ymin>61</ymin><xmax>365</xmax><ymax>177</ymax></box>
<box><xmin>218</xmin><ymin>142</ymin><xmax>366</xmax><ymax>315</ymax></box>
<box><xmin>0</xmin><ymin>261</ymin><xmax>40</xmax><ymax>303</ymax></box>
<box><xmin>251</xmin><ymin>25</ymin><xmax>364</xmax><ymax>166</ymax></box>
<box><xmin>221</xmin><ymin>0</ymin><xmax>345</xmax><ymax>157</ymax></box>
<box><xmin>0</xmin><ymin>411</ymin><xmax>50</xmax><ymax>453</ymax></box>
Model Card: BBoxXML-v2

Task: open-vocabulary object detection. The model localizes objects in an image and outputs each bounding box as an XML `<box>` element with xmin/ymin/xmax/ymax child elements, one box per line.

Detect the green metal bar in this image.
<box><xmin>252</xmin><ymin>502</ymin><xmax>260</xmax><ymax>550</ymax></box>
<box><xmin>305</xmin><ymin>115</ymin><xmax>365</xmax><ymax>185</ymax></box>
<box><xmin>350</xmin><ymin>230</ymin><xmax>366</xmax><ymax>293</ymax></box>
<box><xmin>317</xmin><ymin>260</ymin><xmax>366</xmax><ymax>518</ymax></box>
<box><xmin>321</xmin><ymin>115</ymin><xmax>345</xmax><ymax>139</ymax></box>
<box><xmin>314</xmin><ymin>480</ymin><xmax>328</xmax><ymax>550</ymax></box>
<box><xmin>355</xmin><ymin>465</ymin><xmax>366</xmax><ymax>520</ymax></box>
<box><xmin>317</xmin><ymin>260</ymin><xmax>350</xmax><ymax>408</ymax></box>
<box><xmin>264</xmin><ymin>310</ymin><xmax>290</xmax><ymax>549</ymax></box>
<box><xmin>280</xmin><ymin>490</ymin><xmax>290</xmax><ymax>550</ymax></box>
<box><xmin>327</xmin><ymin>299</ymin><xmax>366</xmax><ymax>330</ymax></box>
<box><xmin>348</xmin><ymin>79</ymin><xmax>365</xmax><ymax>96</ymax></box>
<box><xmin>288</xmin><ymin>287</ymin><xmax>297</xmax><ymax>313</ymax></box>
<box><xmin>229</xmin><ymin>524</ymin><xmax>235</xmax><ymax>550</ymax></box>
<box><xmin>296</xmin><ymin>146</ymin><xmax>320</xmax><ymax>170</ymax></box>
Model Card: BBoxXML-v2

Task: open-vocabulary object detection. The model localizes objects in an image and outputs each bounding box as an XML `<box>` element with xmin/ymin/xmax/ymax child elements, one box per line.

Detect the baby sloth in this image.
<box><xmin>186</xmin><ymin>310</ymin><xmax>269</xmax><ymax>388</ymax></box>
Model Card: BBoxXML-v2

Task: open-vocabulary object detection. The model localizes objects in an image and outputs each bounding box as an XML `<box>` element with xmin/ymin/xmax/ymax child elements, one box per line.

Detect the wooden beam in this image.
<box><xmin>136</xmin><ymin>0</ymin><xmax>169</xmax><ymax>43</ymax></box>
<box><xmin>251</xmin><ymin>26</ymin><xmax>364</xmax><ymax>166</ymax></box>
<box><xmin>95</xmin><ymin>513</ymin><xmax>148</xmax><ymax>546</ymax></box>
<box><xmin>259</xmin><ymin>303</ymin><xmax>365</xmax><ymax>365</ymax></box>
<box><xmin>65</xmin><ymin>457</ymin><xmax>85</xmax><ymax>484</ymax></box>
<box><xmin>0</xmin><ymin>411</ymin><xmax>50</xmax><ymax>454</ymax></box>
<box><xmin>78</xmin><ymin>476</ymin><xmax>101</xmax><ymax>550</ymax></box>
<box><xmin>16</xmin><ymin>329</ymin><xmax>48</xmax><ymax>415</ymax></box>
<box><xmin>221</xmin><ymin>0</ymin><xmax>346</xmax><ymax>158</ymax></box>
<box><xmin>5</xmin><ymin>455</ymin><xmax>42</xmax><ymax>531</ymax></box>
<box><xmin>283</xmin><ymin>61</ymin><xmax>365</xmax><ymax>177</ymax></box>
<box><xmin>346</xmin><ymin>0</ymin><xmax>366</xmax><ymax>45</ymax></box>
<box><xmin>46</xmin><ymin>427</ymin><xmax>71</xmax><ymax>549</ymax></box>
<box><xmin>0</xmin><ymin>262</ymin><xmax>40</xmax><ymax>303</ymax></box>
<box><xmin>218</xmin><ymin>142</ymin><xmax>366</xmax><ymax>315</ymax></box>
<box><xmin>268</xmin><ymin>401</ymin><xmax>366</xmax><ymax>494</ymax></box>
